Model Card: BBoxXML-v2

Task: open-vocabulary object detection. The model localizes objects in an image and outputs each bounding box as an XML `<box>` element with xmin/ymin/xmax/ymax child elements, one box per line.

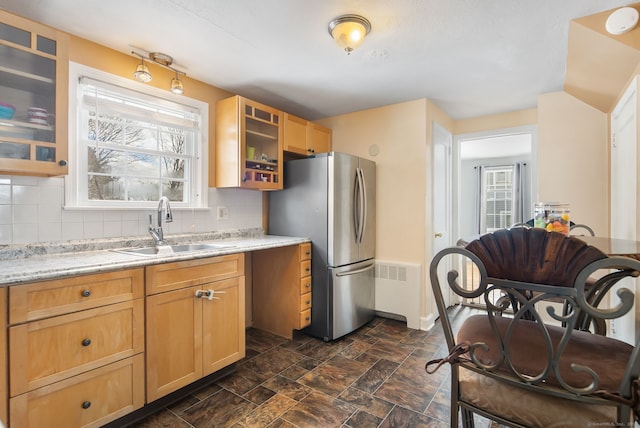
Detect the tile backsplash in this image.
<box><xmin>0</xmin><ymin>175</ymin><xmax>263</xmax><ymax>245</ymax></box>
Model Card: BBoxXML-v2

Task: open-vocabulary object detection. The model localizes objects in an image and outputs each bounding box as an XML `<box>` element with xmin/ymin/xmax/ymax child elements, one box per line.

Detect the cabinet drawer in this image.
<box><xmin>9</xmin><ymin>299</ymin><xmax>144</xmax><ymax>396</ymax></box>
<box><xmin>298</xmin><ymin>309</ymin><xmax>311</xmax><ymax>329</ymax></box>
<box><xmin>300</xmin><ymin>277</ymin><xmax>312</xmax><ymax>295</ymax></box>
<box><xmin>299</xmin><ymin>243</ymin><xmax>311</xmax><ymax>261</ymax></box>
<box><xmin>9</xmin><ymin>268</ymin><xmax>144</xmax><ymax>324</ymax></box>
<box><xmin>300</xmin><ymin>293</ymin><xmax>312</xmax><ymax>311</ymax></box>
<box><xmin>146</xmin><ymin>253</ymin><xmax>244</xmax><ymax>295</ymax></box>
<box><xmin>10</xmin><ymin>354</ymin><xmax>144</xmax><ymax>428</ymax></box>
<box><xmin>300</xmin><ymin>260</ymin><xmax>311</xmax><ymax>278</ymax></box>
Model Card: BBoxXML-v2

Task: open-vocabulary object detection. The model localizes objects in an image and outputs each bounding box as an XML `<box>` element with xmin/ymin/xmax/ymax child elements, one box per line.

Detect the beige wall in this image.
<box><xmin>317</xmin><ymin>93</ymin><xmax>611</xmax><ymax>326</ymax></box>
<box><xmin>537</xmin><ymin>91</ymin><xmax>609</xmax><ymax>234</ymax></box>
<box><xmin>454</xmin><ymin>109</ymin><xmax>537</xmax><ymax>135</ymax></box>
<box><xmin>317</xmin><ymin>99</ymin><xmax>458</xmax><ymax>326</ymax></box>
<box><xmin>317</xmin><ymin>99</ymin><xmax>429</xmax><ymax>265</ymax></box>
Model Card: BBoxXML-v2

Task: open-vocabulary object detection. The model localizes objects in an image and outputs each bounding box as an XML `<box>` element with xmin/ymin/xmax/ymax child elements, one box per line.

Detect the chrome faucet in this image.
<box><xmin>149</xmin><ymin>196</ymin><xmax>173</xmax><ymax>246</ymax></box>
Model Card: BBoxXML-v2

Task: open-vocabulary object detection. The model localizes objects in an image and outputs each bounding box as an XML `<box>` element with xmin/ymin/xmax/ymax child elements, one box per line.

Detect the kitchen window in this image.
<box><xmin>66</xmin><ymin>62</ymin><xmax>207</xmax><ymax>208</ymax></box>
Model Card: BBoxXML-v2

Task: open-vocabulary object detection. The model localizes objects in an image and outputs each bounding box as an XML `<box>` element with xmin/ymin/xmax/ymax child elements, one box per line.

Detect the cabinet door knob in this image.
<box><xmin>81</xmin><ymin>289</ymin><xmax>91</xmax><ymax>297</ymax></box>
<box><xmin>82</xmin><ymin>401</ymin><xmax>91</xmax><ymax>410</ymax></box>
<box><xmin>59</xmin><ymin>159</ymin><xmax>68</xmax><ymax>166</ymax></box>
<box><xmin>82</xmin><ymin>338</ymin><xmax>91</xmax><ymax>347</ymax></box>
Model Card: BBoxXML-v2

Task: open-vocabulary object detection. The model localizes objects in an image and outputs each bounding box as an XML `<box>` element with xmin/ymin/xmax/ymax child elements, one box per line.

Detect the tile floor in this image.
<box><xmin>131</xmin><ymin>306</ymin><xmax>490</xmax><ymax>428</ymax></box>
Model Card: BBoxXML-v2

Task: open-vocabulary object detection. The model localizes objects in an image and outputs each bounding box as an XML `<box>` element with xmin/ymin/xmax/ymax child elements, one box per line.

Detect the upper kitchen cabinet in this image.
<box><xmin>283</xmin><ymin>113</ymin><xmax>308</xmax><ymax>156</ymax></box>
<box><xmin>307</xmin><ymin>122</ymin><xmax>332</xmax><ymax>155</ymax></box>
<box><xmin>0</xmin><ymin>10</ymin><xmax>69</xmax><ymax>176</ymax></box>
<box><xmin>215</xmin><ymin>95</ymin><xmax>283</xmax><ymax>190</ymax></box>
<box><xmin>283</xmin><ymin>113</ymin><xmax>332</xmax><ymax>157</ymax></box>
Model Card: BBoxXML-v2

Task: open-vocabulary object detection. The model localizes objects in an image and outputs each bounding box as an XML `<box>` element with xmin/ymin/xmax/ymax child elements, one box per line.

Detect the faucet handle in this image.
<box><xmin>163</xmin><ymin>199</ymin><xmax>173</xmax><ymax>223</ymax></box>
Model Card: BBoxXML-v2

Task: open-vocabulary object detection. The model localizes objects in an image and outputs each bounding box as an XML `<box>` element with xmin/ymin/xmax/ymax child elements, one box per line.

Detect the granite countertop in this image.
<box><xmin>0</xmin><ymin>229</ymin><xmax>310</xmax><ymax>286</ymax></box>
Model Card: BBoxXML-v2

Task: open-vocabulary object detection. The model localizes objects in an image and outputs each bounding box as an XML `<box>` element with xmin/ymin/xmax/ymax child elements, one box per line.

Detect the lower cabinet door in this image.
<box><xmin>146</xmin><ymin>286</ymin><xmax>202</xmax><ymax>402</ymax></box>
<box><xmin>203</xmin><ymin>276</ymin><xmax>245</xmax><ymax>375</ymax></box>
<box><xmin>9</xmin><ymin>354</ymin><xmax>144</xmax><ymax>428</ymax></box>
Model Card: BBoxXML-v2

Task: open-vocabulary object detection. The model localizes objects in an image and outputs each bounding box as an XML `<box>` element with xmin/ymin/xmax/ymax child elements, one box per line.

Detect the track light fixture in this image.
<box><xmin>131</xmin><ymin>50</ymin><xmax>187</xmax><ymax>94</ymax></box>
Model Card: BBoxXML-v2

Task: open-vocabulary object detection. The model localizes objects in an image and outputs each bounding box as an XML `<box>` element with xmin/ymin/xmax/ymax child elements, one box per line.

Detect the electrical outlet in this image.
<box><xmin>217</xmin><ymin>206</ymin><xmax>229</xmax><ymax>220</ymax></box>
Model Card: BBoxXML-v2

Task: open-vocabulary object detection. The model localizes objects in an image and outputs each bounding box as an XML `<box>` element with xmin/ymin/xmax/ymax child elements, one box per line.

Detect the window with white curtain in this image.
<box><xmin>66</xmin><ymin>62</ymin><xmax>207</xmax><ymax>208</ymax></box>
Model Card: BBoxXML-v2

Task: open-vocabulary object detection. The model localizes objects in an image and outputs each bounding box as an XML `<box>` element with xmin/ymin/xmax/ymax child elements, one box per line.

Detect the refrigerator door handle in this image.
<box><xmin>353</xmin><ymin>168</ymin><xmax>363</xmax><ymax>243</ymax></box>
<box><xmin>335</xmin><ymin>262</ymin><xmax>375</xmax><ymax>277</ymax></box>
<box><xmin>358</xmin><ymin>167</ymin><xmax>367</xmax><ymax>244</ymax></box>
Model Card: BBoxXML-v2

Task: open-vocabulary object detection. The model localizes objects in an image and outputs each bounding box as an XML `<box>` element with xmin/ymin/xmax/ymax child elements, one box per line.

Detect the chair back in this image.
<box><xmin>429</xmin><ymin>228</ymin><xmax>640</xmax><ymax>428</ymax></box>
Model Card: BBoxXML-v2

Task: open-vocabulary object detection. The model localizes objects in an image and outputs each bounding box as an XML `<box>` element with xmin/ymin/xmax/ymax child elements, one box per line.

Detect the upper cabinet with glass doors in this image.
<box><xmin>0</xmin><ymin>10</ymin><xmax>68</xmax><ymax>176</ymax></box>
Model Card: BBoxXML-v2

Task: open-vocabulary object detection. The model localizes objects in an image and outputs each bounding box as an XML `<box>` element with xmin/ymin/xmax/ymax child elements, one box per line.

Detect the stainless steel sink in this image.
<box><xmin>113</xmin><ymin>242</ymin><xmax>235</xmax><ymax>256</ymax></box>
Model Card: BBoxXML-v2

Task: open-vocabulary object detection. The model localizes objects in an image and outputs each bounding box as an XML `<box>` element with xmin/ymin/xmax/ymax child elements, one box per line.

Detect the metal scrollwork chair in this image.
<box><xmin>428</xmin><ymin>228</ymin><xmax>640</xmax><ymax>428</ymax></box>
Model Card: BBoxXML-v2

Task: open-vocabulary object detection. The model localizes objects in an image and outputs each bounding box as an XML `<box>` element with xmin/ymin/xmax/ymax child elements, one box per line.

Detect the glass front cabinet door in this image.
<box><xmin>0</xmin><ymin>10</ymin><xmax>69</xmax><ymax>176</ymax></box>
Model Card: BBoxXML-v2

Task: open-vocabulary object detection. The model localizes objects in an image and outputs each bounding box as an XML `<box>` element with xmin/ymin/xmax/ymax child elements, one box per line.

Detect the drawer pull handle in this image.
<box><xmin>305</xmin><ymin>283</ymin><xmax>311</xmax><ymax>289</ymax></box>
<box><xmin>195</xmin><ymin>290</ymin><xmax>226</xmax><ymax>300</ymax></box>
<box><xmin>305</xmin><ymin>267</ymin><xmax>310</xmax><ymax>273</ymax></box>
<box><xmin>82</xmin><ymin>289</ymin><xmax>91</xmax><ymax>297</ymax></box>
<box><xmin>82</xmin><ymin>338</ymin><xmax>91</xmax><ymax>347</ymax></box>
<box><xmin>305</xmin><ymin>300</ymin><xmax>310</xmax><ymax>305</ymax></box>
<box><xmin>305</xmin><ymin>316</ymin><xmax>310</xmax><ymax>321</ymax></box>
<box><xmin>82</xmin><ymin>401</ymin><xmax>91</xmax><ymax>410</ymax></box>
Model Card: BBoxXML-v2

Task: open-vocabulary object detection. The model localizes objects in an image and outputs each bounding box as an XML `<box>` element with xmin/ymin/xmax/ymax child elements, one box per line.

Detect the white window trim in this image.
<box><xmin>66</xmin><ymin>61</ymin><xmax>208</xmax><ymax>209</ymax></box>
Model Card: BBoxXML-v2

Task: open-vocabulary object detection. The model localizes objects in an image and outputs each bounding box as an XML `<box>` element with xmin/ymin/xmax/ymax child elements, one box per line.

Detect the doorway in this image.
<box><xmin>610</xmin><ymin>76</ymin><xmax>637</xmax><ymax>345</ymax></box>
<box><xmin>453</xmin><ymin>127</ymin><xmax>536</xmax><ymax>306</ymax></box>
<box><xmin>455</xmin><ymin>127</ymin><xmax>536</xmax><ymax>239</ymax></box>
<box><xmin>432</xmin><ymin>122</ymin><xmax>454</xmax><ymax>308</ymax></box>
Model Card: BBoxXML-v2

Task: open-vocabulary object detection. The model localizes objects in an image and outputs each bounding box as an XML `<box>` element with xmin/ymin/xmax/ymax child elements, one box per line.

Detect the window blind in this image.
<box><xmin>79</xmin><ymin>76</ymin><xmax>200</xmax><ymax>131</ymax></box>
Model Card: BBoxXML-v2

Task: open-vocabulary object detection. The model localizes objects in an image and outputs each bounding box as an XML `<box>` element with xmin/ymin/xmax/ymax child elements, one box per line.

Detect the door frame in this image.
<box><xmin>432</xmin><ymin>122</ymin><xmax>455</xmax><ymax>308</ymax></box>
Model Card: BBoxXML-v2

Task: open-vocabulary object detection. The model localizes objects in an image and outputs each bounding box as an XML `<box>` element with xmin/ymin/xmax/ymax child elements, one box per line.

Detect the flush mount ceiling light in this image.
<box><xmin>328</xmin><ymin>14</ymin><xmax>371</xmax><ymax>54</ymax></box>
<box><xmin>605</xmin><ymin>6</ymin><xmax>639</xmax><ymax>35</ymax></box>
<box><xmin>131</xmin><ymin>50</ymin><xmax>187</xmax><ymax>94</ymax></box>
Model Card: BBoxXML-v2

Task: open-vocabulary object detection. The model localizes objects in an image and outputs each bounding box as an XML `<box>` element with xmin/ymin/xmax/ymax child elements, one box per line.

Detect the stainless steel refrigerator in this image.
<box><xmin>268</xmin><ymin>152</ymin><xmax>376</xmax><ymax>341</ymax></box>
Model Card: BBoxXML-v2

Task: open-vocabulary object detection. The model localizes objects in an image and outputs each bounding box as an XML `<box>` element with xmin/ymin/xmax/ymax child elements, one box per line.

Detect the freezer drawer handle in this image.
<box><xmin>336</xmin><ymin>263</ymin><xmax>375</xmax><ymax>277</ymax></box>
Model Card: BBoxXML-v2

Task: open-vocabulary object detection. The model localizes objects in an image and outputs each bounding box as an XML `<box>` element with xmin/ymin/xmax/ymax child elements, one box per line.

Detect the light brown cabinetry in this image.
<box><xmin>307</xmin><ymin>122</ymin><xmax>332</xmax><ymax>155</ymax></box>
<box><xmin>0</xmin><ymin>10</ymin><xmax>69</xmax><ymax>176</ymax></box>
<box><xmin>283</xmin><ymin>113</ymin><xmax>309</xmax><ymax>155</ymax></box>
<box><xmin>0</xmin><ymin>288</ymin><xmax>6</xmax><ymax>427</ymax></box>
<box><xmin>145</xmin><ymin>254</ymin><xmax>245</xmax><ymax>402</ymax></box>
<box><xmin>7</xmin><ymin>269</ymin><xmax>144</xmax><ymax>427</ymax></box>
<box><xmin>215</xmin><ymin>95</ymin><xmax>283</xmax><ymax>190</ymax></box>
<box><xmin>253</xmin><ymin>243</ymin><xmax>312</xmax><ymax>339</ymax></box>
<box><xmin>283</xmin><ymin>114</ymin><xmax>332</xmax><ymax>157</ymax></box>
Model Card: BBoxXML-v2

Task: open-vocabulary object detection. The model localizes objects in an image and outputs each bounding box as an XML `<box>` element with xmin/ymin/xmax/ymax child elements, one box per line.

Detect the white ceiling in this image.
<box><xmin>0</xmin><ymin>0</ymin><xmax>632</xmax><ymax>120</ymax></box>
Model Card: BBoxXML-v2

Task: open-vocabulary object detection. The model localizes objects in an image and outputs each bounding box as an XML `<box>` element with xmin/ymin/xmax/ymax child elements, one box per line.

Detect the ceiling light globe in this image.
<box><xmin>328</xmin><ymin>14</ymin><xmax>371</xmax><ymax>54</ymax></box>
<box><xmin>134</xmin><ymin>62</ymin><xmax>152</xmax><ymax>83</ymax></box>
<box><xmin>170</xmin><ymin>76</ymin><xmax>184</xmax><ymax>94</ymax></box>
